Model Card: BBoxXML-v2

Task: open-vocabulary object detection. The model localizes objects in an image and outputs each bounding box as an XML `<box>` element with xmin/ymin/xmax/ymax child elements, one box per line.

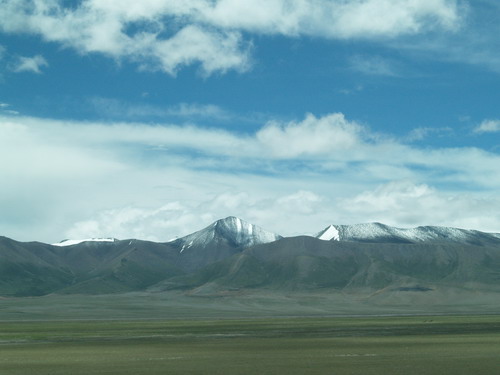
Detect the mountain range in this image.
<box><xmin>1</xmin><ymin>216</ymin><xmax>500</xmax><ymax>298</ymax></box>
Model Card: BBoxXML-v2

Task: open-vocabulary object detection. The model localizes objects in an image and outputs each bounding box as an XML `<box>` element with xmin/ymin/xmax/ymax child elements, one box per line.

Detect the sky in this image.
<box><xmin>1</xmin><ymin>0</ymin><xmax>500</xmax><ymax>243</ymax></box>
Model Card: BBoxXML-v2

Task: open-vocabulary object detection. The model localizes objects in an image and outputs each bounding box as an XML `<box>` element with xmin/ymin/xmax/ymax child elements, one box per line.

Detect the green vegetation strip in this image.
<box><xmin>1</xmin><ymin>316</ymin><xmax>499</xmax><ymax>375</ymax></box>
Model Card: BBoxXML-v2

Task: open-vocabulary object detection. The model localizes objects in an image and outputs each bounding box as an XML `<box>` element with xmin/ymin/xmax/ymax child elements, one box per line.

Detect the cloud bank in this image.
<box><xmin>1</xmin><ymin>111</ymin><xmax>500</xmax><ymax>242</ymax></box>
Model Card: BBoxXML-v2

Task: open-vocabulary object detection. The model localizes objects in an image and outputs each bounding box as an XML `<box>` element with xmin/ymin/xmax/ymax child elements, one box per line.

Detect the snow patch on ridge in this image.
<box><xmin>180</xmin><ymin>240</ymin><xmax>194</xmax><ymax>253</ymax></box>
<box><xmin>52</xmin><ymin>238</ymin><xmax>116</xmax><ymax>247</ymax></box>
<box><xmin>316</xmin><ymin>222</ymin><xmax>500</xmax><ymax>245</ymax></box>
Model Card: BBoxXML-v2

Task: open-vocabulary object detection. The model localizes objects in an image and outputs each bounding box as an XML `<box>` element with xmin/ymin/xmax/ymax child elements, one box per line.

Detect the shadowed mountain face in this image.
<box><xmin>1</xmin><ymin>218</ymin><xmax>500</xmax><ymax>297</ymax></box>
<box><xmin>0</xmin><ymin>236</ymin><xmax>183</xmax><ymax>296</ymax></box>
<box><xmin>159</xmin><ymin>236</ymin><xmax>500</xmax><ymax>293</ymax></box>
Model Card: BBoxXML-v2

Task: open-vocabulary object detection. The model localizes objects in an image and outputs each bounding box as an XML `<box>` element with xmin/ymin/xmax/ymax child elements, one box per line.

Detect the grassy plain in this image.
<box><xmin>1</xmin><ymin>315</ymin><xmax>500</xmax><ymax>375</ymax></box>
<box><xmin>2</xmin><ymin>287</ymin><xmax>500</xmax><ymax>321</ymax></box>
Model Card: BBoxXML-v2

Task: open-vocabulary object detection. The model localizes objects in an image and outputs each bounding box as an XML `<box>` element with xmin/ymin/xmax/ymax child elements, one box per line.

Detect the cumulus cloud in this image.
<box><xmin>136</xmin><ymin>25</ymin><xmax>251</xmax><ymax>75</ymax></box>
<box><xmin>0</xmin><ymin>0</ymin><xmax>463</xmax><ymax>75</ymax></box>
<box><xmin>257</xmin><ymin>113</ymin><xmax>366</xmax><ymax>158</ymax></box>
<box><xmin>65</xmin><ymin>190</ymin><xmax>330</xmax><ymax>241</ymax></box>
<box><xmin>64</xmin><ymin>181</ymin><xmax>500</xmax><ymax>242</ymax></box>
<box><xmin>10</xmin><ymin>54</ymin><xmax>48</xmax><ymax>73</ymax></box>
<box><xmin>65</xmin><ymin>203</ymin><xmax>215</xmax><ymax>242</ymax></box>
<box><xmin>339</xmin><ymin>180</ymin><xmax>500</xmax><ymax>232</ymax></box>
<box><xmin>0</xmin><ymin>1</ymin><xmax>251</xmax><ymax>75</ymax></box>
<box><xmin>474</xmin><ymin>119</ymin><xmax>500</xmax><ymax>133</ymax></box>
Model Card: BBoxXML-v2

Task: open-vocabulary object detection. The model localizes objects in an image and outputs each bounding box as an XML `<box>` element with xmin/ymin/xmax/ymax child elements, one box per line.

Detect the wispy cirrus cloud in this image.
<box><xmin>474</xmin><ymin>119</ymin><xmax>500</xmax><ymax>133</ymax></box>
<box><xmin>406</xmin><ymin>126</ymin><xmax>454</xmax><ymax>142</ymax></box>
<box><xmin>390</xmin><ymin>1</ymin><xmax>500</xmax><ymax>73</ymax></box>
<box><xmin>89</xmin><ymin>97</ymin><xmax>232</xmax><ymax>122</ymax></box>
<box><xmin>0</xmin><ymin>102</ymin><xmax>19</xmax><ymax>115</ymax></box>
<box><xmin>10</xmin><ymin>54</ymin><xmax>48</xmax><ymax>74</ymax></box>
<box><xmin>349</xmin><ymin>55</ymin><xmax>401</xmax><ymax>76</ymax></box>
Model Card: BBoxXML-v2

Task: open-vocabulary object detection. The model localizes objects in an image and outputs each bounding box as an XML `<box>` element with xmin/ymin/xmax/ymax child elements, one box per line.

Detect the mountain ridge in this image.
<box><xmin>48</xmin><ymin>217</ymin><xmax>500</xmax><ymax>248</ymax></box>
<box><xmin>1</xmin><ymin>217</ymin><xmax>500</xmax><ymax>298</ymax></box>
<box><xmin>315</xmin><ymin>222</ymin><xmax>500</xmax><ymax>246</ymax></box>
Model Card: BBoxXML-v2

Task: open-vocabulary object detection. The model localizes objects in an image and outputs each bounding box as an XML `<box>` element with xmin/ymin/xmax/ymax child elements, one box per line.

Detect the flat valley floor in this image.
<box><xmin>1</xmin><ymin>292</ymin><xmax>500</xmax><ymax>374</ymax></box>
<box><xmin>1</xmin><ymin>315</ymin><xmax>500</xmax><ymax>375</ymax></box>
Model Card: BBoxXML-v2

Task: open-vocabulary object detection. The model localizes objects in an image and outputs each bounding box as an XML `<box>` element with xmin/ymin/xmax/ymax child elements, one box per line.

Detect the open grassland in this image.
<box><xmin>1</xmin><ymin>315</ymin><xmax>500</xmax><ymax>375</ymax></box>
<box><xmin>2</xmin><ymin>288</ymin><xmax>500</xmax><ymax>321</ymax></box>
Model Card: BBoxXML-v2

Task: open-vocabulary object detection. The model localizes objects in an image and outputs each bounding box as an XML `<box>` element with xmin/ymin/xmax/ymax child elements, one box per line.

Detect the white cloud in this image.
<box><xmin>3</xmin><ymin>112</ymin><xmax>500</xmax><ymax>177</ymax></box>
<box><xmin>339</xmin><ymin>180</ymin><xmax>500</xmax><ymax>232</ymax></box>
<box><xmin>2</xmin><ymin>112</ymin><xmax>500</xmax><ymax>181</ymax></box>
<box><xmin>89</xmin><ymin>97</ymin><xmax>231</xmax><ymax>121</ymax></box>
<box><xmin>136</xmin><ymin>25</ymin><xmax>251</xmax><ymax>75</ymax></box>
<box><xmin>0</xmin><ymin>1</ymin><xmax>251</xmax><ymax>75</ymax></box>
<box><xmin>474</xmin><ymin>119</ymin><xmax>500</xmax><ymax>133</ymax></box>
<box><xmin>65</xmin><ymin>180</ymin><xmax>500</xmax><ymax>242</ymax></box>
<box><xmin>349</xmin><ymin>55</ymin><xmax>399</xmax><ymax>76</ymax></box>
<box><xmin>66</xmin><ymin>203</ymin><xmax>215</xmax><ymax>242</ymax></box>
<box><xmin>338</xmin><ymin>85</ymin><xmax>364</xmax><ymax>95</ymax></box>
<box><xmin>329</xmin><ymin>0</ymin><xmax>462</xmax><ymax>38</ymax></box>
<box><xmin>1</xmin><ymin>111</ymin><xmax>500</xmax><ymax>242</ymax></box>
<box><xmin>0</xmin><ymin>0</ymin><xmax>463</xmax><ymax>75</ymax></box>
<box><xmin>166</xmin><ymin>103</ymin><xmax>230</xmax><ymax>119</ymax></box>
<box><xmin>65</xmin><ymin>190</ymin><xmax>330</xmax><ymax>241</ymax></box>
<box><xmin>390</xmin><ymin>2</ymin><xmax>500</xmax><ymax>73</ymax></box>
<box><xmin>256</xmin><ymin>113</ymin><xmax>365</xmax><ymax>158</ymax></box>
<box><xmin>0</xmin><ymin>112</ymin><xmax>368</xmax><ymax>162</ymax></box>
<box><xmin>11</xmin><ymin>55</ymin><xmax>48</xmax><ymax>74</ymax></box>
<box><xmin>197</xmin><ymin>0</ymin><xmax>462</xmax><ymax>38</ymax></box>
<box><xmin>406</xmin><ymin>126</ymin><xmax>453</xmax><ymax>141</ymax></box>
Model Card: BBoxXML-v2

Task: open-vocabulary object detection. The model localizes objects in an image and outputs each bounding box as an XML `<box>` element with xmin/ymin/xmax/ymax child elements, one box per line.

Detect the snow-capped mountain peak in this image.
<box><xmin>172</xmin><ymin>216</ymin><xmax>282</xmax><ymax>252</ymax></box>
<box><xmin>315</xmin><ymin>223</ymin><xmax>500</xmax><ymax>245</ymax></box>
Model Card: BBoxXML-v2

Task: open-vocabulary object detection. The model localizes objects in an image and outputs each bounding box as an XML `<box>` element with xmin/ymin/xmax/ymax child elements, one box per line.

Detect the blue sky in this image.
<box><xmin>1</xmin><ymin>0</ymin><xmax>500</xmax><ymax>242</ymax></box>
